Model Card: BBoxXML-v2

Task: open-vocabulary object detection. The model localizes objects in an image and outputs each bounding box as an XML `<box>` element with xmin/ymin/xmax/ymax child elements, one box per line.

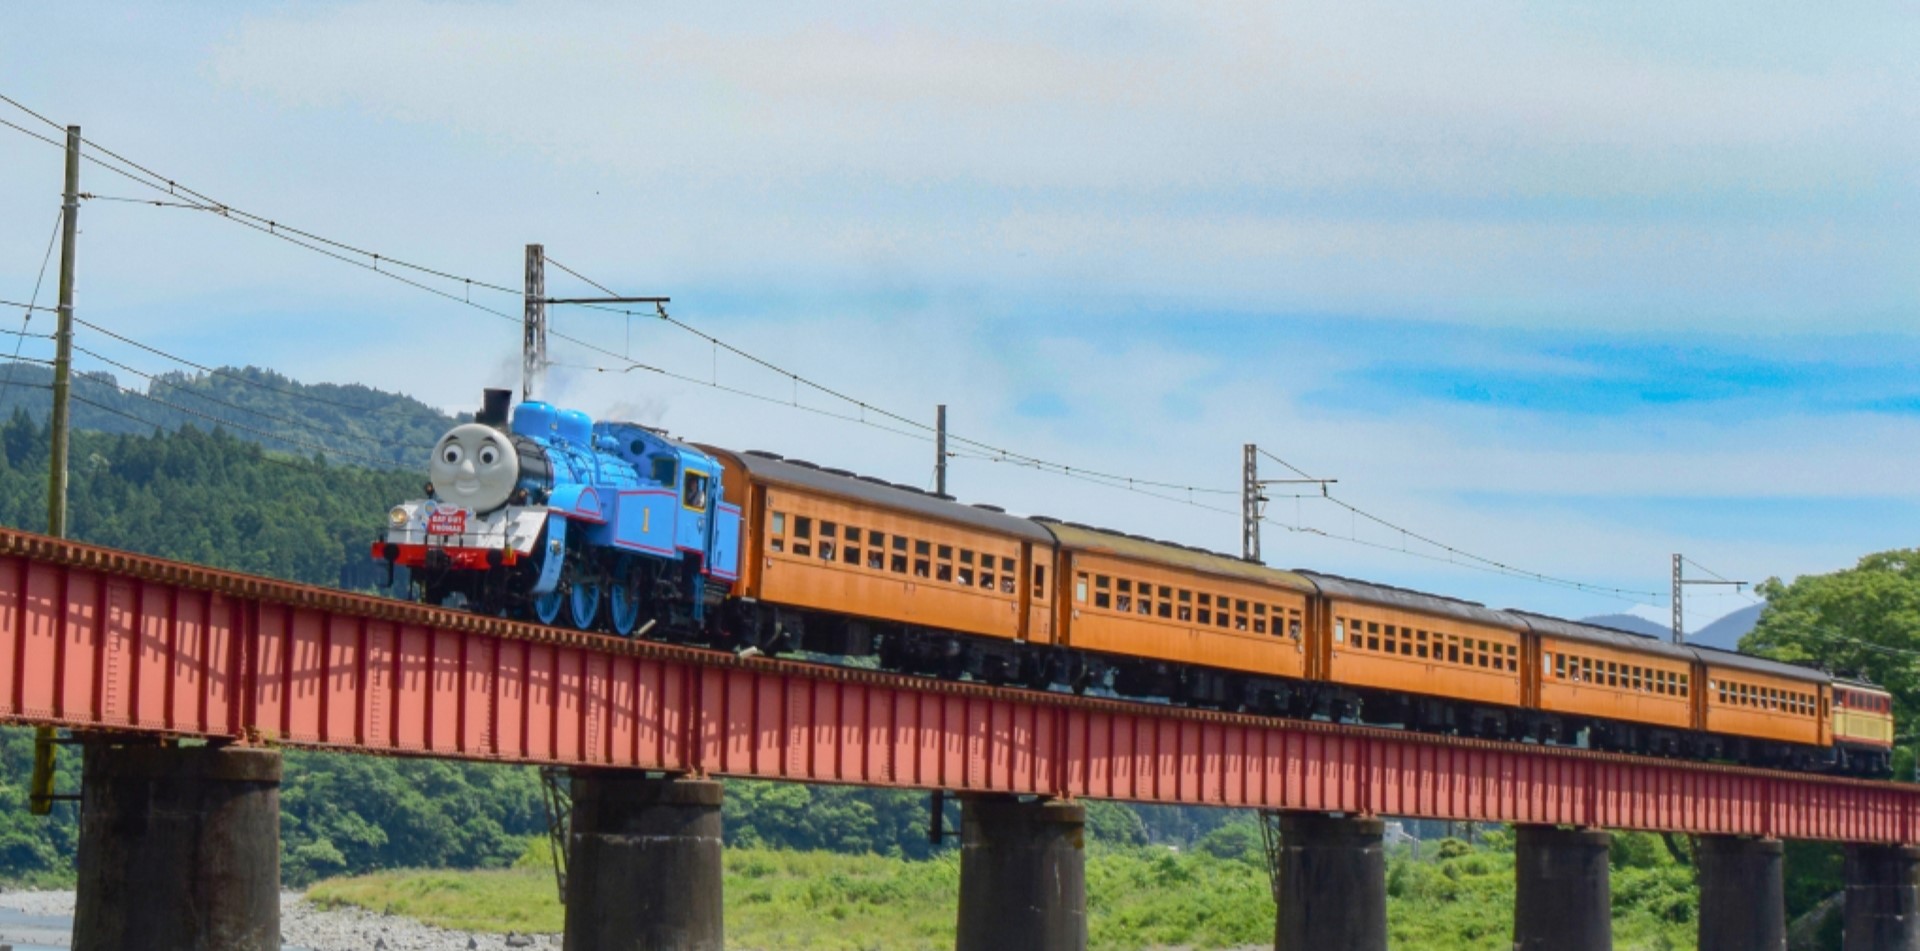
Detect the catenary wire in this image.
<box><xmin>2</xmin><ymin>209</ymin><xmax>63</xmax><ymax>396</ymax></box>
<box><xmin>1256</xmin><ymin>447</ymin><xmax>1663</xmax><ymax>601</ymax></box>
<box><xmin>73</xmin><ymin>343</ymin><xmax>426</xmax><ymax>454</ymax></box>
<box><xmin>1</xmin><ymin>94</ymin><xmax>1672</xmax><ymax>606</ymax></box>
<box><xmin>65</xmin><ymin>365</ymin><xmax>404</xmax><ymax>469</ymax></box>
<box><xmin>544</xmin><ymin>254</ymin><xmax>1239</xmax><ymax>496</ymax></box>
<box><xmin>74</xmin><ymin>317</ymin><xmax>428</xmax><ymax>416</ymax></box>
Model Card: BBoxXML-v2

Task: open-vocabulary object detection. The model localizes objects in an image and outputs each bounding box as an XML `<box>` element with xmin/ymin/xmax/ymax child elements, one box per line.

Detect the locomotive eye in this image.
<box><xmin>441</xmin><ymin>444</ymin><xmax>463</xmax><ymax>465</ymax></box>
<box><xmin>478</xmin><ymin>445</ymin><xmax>500</xmax><ymax>466</ymax></box>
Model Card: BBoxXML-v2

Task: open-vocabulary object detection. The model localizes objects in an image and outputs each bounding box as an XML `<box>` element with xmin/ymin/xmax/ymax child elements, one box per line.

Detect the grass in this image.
<box><xmin>307</xmin><ymin>836</ymin><xmax>1700</xmax><ymax>950</ymax></box>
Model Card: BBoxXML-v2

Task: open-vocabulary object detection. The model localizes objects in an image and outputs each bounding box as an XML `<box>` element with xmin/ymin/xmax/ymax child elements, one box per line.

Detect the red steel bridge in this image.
<box><xmin>0</xmin><ymin>525</ymin><xmax>1911</xmax><ymax>845</ymax></box>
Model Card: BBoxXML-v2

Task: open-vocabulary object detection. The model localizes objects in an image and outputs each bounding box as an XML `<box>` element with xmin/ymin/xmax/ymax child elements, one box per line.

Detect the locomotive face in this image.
<box><xmin>429</xmin><ymin>423</ymin><xmax>520</xmax><ymax>512</ymax></box>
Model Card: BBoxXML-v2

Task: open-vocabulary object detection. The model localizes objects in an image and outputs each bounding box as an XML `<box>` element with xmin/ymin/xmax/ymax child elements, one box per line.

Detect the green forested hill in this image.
<box><xmin>0</xmin><ymin>360</ymin><xmax>457</xmax><ymax>469</ymax></box>
<box><xmin>0</xmin><ymin>410</ymin><xmax>420</xmax><ymax>589</ymax></box>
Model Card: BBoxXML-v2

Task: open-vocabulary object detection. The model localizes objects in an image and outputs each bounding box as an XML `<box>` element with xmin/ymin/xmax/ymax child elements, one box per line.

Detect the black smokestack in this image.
<box><xmin>478</xmin><ymin>388</ymin><xmax>513</xmax><ymax>428</ymax></box>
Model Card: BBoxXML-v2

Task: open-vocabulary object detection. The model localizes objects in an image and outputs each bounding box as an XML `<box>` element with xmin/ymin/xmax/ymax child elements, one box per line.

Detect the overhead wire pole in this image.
<box><xmin>1242</xmin><ymin>442</ymin><xmax>1337</xmax><ymax>564</ymax></box>
<box><xmin>936</xmin><ymin>405</ymin><xmax>948</xmax><ymax>497</ymax></box>
<box><xmin>523</xmin><ymin>244</ymin><xmax>544</xmax><ymax>402</ymax></box>
<box><xmin>31</xmin><ymin>124</ymin><xmax>81</xmax><ymax>819</ymax></box>
<box><xmin>46</xmin><ymin>125</ymin><xmax>79</xmax><ymax>539</ymax></box>
<box><xmin>1672</xmin><ymin>554</ymin><xmax>1747</xmax><ymax>644</ymax></box>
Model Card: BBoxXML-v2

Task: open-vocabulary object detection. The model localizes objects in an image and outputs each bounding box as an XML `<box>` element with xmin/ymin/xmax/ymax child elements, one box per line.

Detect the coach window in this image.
<box><xmin>1137</xmin><ymin>583</ymin><xmax>1153</xmax><ymax>615</ymax></box>
<box><xmin>1383</xmin><ymin>625</ymin><xmax>1398</xmax><ymax>654</ymax></box>
<box><xmin>1253</xmin><ymin>604</ymin><xmax>1267</xmax><ymax>635</ymax></box>
<box><xmin>1506</xmin><ymin>645</ymin><xmax>1518</xmax><ymax>671</ymax></box>
<box><xmin>1033</xmin><ymin>565</ymin><xmax>1048</xmax><ymax>600</ymax></box>
<box><xmin>1094</xmin><ymin>575</ymin><xmax>1112</xmax><ymax>609</ymax></box>
<box><xmin>1178</xmin><ymin>590</ymin><xmax>1193</xmax><ymax>622</ymax></box>
<box><xmin>843</xmin><ymin>539</ymin><xmax>861</xmax><ymax>565</ymax></box>
<box><xmin>770</xmin><ymin>512</ymin><xmax>787</xmax><ymax>552</ymax></box>
<box><xmin>1555</xmin><ymin>653</ymin><xmax>1567</xmax><ymax>679</ymax></box>
<box><xmin>1334</xmin><ymin>618</ymin><xmax>1346</xmax><ymax>643</ymax></box>
<box><xmin>978</xmin><ymin>561</ymin><xmax>994</xmax><ymax>589</ymax></box>
<box><xmin>1075</xmin><ymin>572</ymin><xmax>1088</xmax><ymax>603</ymax></box>
<box><xmin>1196</xmin><ymin>594</ymin><xmax>1212</xmax><ymax>626</ymax></box>
<box><xmin>1365</xmin><ymin>622</ymin><xmax>1380</xmax><ymax>651</ymax></box>
<box><xmin>1115</xmin><ymin>579</ymin><xmax>1133</xmax><ymax>613</ymax></box>
<box><xmin>1446</xmin><ymin>637</ymin><xmax>1459</xmax><ymax>664</ymax></box>
<box><xmin>957</xmin><ymin>550</ymin><xmax>975</xmax><ymax>587</ymax></box>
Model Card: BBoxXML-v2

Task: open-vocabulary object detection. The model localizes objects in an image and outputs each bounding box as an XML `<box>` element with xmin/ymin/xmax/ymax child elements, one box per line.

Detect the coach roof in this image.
<box><xmin>1508</xmin><ymin>611</ymin><xmax>1697</xmax><ymax>662</ymax></box>
<box><xmin>1299</xmin><ymin>571</ymin><xmax>1526</xmax><ymax>630</ymax></box>
<box><xmin>1039</xmin><ymin>520</ymin><xmax>1316</xmax><ymax>592</ymax></box>
<box><xmin>709</xmin><ymin>448</ymin><xmax>1055</xmax><ymax>542</ymax></box>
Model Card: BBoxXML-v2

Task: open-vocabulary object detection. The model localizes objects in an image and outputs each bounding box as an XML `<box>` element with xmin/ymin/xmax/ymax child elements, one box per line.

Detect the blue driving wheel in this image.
<box><xmin>568</xmin><ymin>567</ymin><xmax>601</xmax><ymax>630</ymax></box>
<box><xmin>607</xmin><ymin>556</ymin><xmax>643</xmax><ymax>637</ymax></box>
<box><xmin>531</xmin><ymin>586</ymin><xmax>564</xmax><ymax>626</ymax></box>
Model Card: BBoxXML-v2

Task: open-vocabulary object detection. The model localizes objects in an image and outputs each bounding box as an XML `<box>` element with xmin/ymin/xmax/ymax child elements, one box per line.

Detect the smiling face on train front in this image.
<box><xmin>429</xmin><ymin>423</ymin><xmax>520</xmax><ymax>512</ymax></box>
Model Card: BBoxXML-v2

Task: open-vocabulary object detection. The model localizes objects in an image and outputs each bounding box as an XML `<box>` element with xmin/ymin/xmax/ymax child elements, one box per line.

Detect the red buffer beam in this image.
<box><xmin>0</xmin><ymin>528</ymin><xmax>1913</xmax><ymax>844</ymax></box>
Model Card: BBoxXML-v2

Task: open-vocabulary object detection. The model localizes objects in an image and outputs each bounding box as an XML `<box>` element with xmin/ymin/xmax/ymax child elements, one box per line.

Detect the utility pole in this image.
<box><xmin>522</xmin><ymin>243</ymin><xmax>545</xmax><ymax>403</ymax></box>
<box><xmin>935</xmin><ymin>405</ymin><xmax>948</xmax><ymax>497</ymax></box>
<box><xmin>1241</xmin><ymin>443</ymin><xmax>1337</xmax><ymax>564</ymax></box>
<box><xmin>32</xmin><ymin>125</ymin><xmax>80</xmax><ymax>819</ymax></box>
<box><xmin>46</xmin><ymin>126</ymin><xmax>79</xmax><ymax>539</ymax></box>
<box><xmin>1671</xmin><ymin>554</ymin><xmax>1746</xmax><ymax>644</ymax></box>
<box><xmin>1243</xmin><ymin>444</ymin><xmax>1261</xmax><ymax>563</ymax></box>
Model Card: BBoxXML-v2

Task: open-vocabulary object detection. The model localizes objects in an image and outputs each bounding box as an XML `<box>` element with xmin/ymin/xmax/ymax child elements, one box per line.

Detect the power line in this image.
<box><xmin>74</xmin><ymin>317</ymin><xmax>429</xmax><ymax>416</ymax></box>
<box><xmin>1</xmin><ymin>93</ymin><xmax>522</xmax><ymax>298</ymax></box>
<box><xmin>544</xmin><ymin>254</ymin><xmax>1239</xmax><ymax>497</ymax></box>
<box><xmin>66</xmin><ymin>391</ymin><xmax>364</xmax><ymax>477</ymax></box>
<box><xmin>72</xmin><ymin>343</ymin><xmax>424</xmax><ymax>454</ymax></box>
<box><xmin>64</xmin><ymin>370</ymin><xmax>402</xmax><ymax>469</ymax></box>
<box><xmin>0</xmin><ymin>299</ymin><xmax>56</xmax><ymax>315</ymax></box>
<box><xmin>0</xmin><ymin>93</ymin><xmax>1693</xmax><ymax>607</ymax></box>
<box><xmin>2</xmin><ymin>209</ymin><xmax>63</xmax><ymax>397</ymax></box>
<box><xmin>1256</xmin><ymin>447</ymin><xmax>1664</xmax><ymax>601</ymax></box>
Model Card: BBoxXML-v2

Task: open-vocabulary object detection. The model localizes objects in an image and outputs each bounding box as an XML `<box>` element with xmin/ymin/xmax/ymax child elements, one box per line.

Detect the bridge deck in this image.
<box><xmin>0</xmin><ymin>528</ymin><xmax>1910</xmax><ymax>843</ymax></box>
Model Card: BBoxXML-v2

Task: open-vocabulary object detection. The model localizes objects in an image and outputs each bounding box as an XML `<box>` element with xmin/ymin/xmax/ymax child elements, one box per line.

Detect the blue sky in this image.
<box><xmin>1</xmin><ymin>1</ymin><xmax>1916</xmax><ymax>628</ymax></box>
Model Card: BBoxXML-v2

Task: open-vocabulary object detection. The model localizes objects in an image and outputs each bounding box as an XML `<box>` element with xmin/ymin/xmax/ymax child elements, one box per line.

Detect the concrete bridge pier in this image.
<box><xmin>1512</xmin><ymin>825</ymin><xmax>1611</xmax><ymax>951</ymax></box>
<box><xmin>565</xmin><ymin>772</ymin><xmax>724</xmax><ymax>951</ymax></box>
<box><xmin>72</xmin><ymin>739</ymin><xmax>282</xmax><ymax>951</ymax></box>
<box><xmin>955</xmin><ymin>795</ymin><xmax>1087</xmax><ymax>951</ymax></box>
<box><xmin>1697</xmin><ymin>835</ymin><xmax>1785</xmax><ymax>951</ymax></box>
<box><xmin>1843</xmin><ymin>841</ymin><xmax>1920</xmax><ymax>951</ymax></box>
<box><xmin>1272</xmin><ymin>812</ymin><xmax>1387</xmax><ymax>951</ymax></box>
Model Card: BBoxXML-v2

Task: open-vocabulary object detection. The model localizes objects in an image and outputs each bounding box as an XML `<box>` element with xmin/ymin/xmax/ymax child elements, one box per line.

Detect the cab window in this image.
<box><xmin>682</xmin><ymin>471</ymin><xmax>710</xmax><ymax>509</ymax></box>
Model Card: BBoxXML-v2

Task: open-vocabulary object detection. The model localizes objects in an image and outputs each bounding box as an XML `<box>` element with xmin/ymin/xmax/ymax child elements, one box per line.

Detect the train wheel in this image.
<box><xmin>531</xmin><ymin>586</ymin><xmax>565</xmax><ymax>626</ymax></box>
<box><xmin>568</xmin><ymin>567</ymin><xmax>602</xmax><ymax>630</ymax></box>
<box><xmin>607</xmin><ymin>557</ymin><xmax>643</xmax><ymax>637</ymax></box>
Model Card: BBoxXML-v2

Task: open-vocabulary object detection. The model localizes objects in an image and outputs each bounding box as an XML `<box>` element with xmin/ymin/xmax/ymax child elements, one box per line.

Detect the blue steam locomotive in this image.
<box><xmin>375</xmin><ymin>389</ymin><xmax>741</xmax><ymax>633</ymax></box>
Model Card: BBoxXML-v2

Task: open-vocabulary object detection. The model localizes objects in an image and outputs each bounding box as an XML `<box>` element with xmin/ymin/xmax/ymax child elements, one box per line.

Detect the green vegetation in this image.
<box><xmin>0</xmin><ymin>361</ymin><xmax>457</xmax><ymax>469</ymax></box>
<box><xmin>1744</xmin><ymin>548</ymin><xmax>1920</xmax><ymax>766</ymax></box>
<box><xmin>311</xmin><ymin>826</ymin><xmax>1702</xmax><ymax>950</ymax></box>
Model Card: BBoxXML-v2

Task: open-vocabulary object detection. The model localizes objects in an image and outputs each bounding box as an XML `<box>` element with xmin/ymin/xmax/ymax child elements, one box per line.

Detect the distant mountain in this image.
<box><xmin>0</xmin><ymin>360</ymin><xmax>455</xmax><ymax>469</ymax></box>
<box><xmin>1580</xmin><ymin>613</ymin><xmax>1672</xmax><ymax>639</ymax></box>
<box><xmin>1688</xmin><ymin>603</ymin><xmax>1764</xmax><ymax>651</ymax></box>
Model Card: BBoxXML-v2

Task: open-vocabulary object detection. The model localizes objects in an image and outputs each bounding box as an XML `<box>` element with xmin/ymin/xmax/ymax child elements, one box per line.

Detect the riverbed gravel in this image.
<box><xmin>0</xmin><ymin>890</ymin><xmax>560</xmax><ymax>950</ymax></box>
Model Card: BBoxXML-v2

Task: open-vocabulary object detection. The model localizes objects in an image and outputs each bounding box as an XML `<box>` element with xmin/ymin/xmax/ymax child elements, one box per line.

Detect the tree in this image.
<box><xmin>1741</xmin><ymin>549</ymin><xmax>1920</xmax><ymax>733</ymax></box>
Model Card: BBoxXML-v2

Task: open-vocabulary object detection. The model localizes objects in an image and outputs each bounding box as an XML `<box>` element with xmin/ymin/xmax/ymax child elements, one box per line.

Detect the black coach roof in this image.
<box><xmin>1298</xmin><ymin>571</ymin><xmax>1526</xmax><ymax>630</ymax></box>
<box><xmin>708</xmin><ymin>448</ymin><xmax>1055</xmax><ymax>543</ymax></box>
<box><xmin>1508</xmin><ymin>611</ymin><xmax>1697</xmax><ymax>662</ymax></box>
